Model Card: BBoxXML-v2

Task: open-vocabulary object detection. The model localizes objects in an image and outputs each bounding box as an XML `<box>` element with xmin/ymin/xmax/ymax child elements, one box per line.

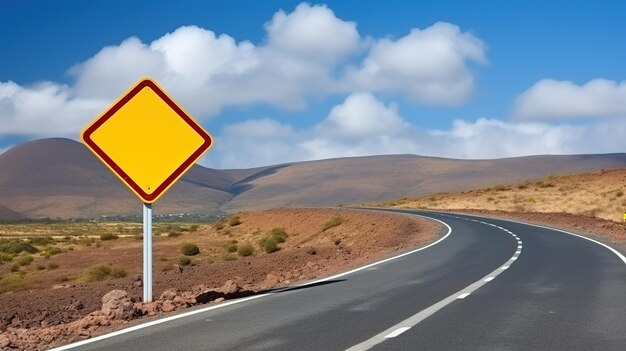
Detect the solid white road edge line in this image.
<box><xmin>49</xmin><ymin>212</ymin><xmax>453</xmax><ymax>351</ymax></box>
<box><xmin>444</xmin><ymin>211</ymin><xmax>626</xmax><ymax>265</ymax></box>
<box><xmin>345</xmin><ymin>215</ymin><xmax>521</xmax><ymax>351</ymax></box>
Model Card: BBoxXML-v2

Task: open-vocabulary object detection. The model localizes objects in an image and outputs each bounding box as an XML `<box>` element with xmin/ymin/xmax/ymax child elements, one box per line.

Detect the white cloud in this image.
<box><xmin>266</xmin><ymin>3</ymin><xmax>361</xmax><ymax>64</ymax></box>
<box><xmin>0</xmin><ymin>3</ymin><xmax>488</xmax><ymax>139</ymax></box>
<box><xmin>204</xmin><ymin>93</ymin><xmax>626</xmax><ymax>169</ymax></box>
<box><xmin>0</xmin><ymin>81</ymin><xmax>106</xmax><ymax>136</ymax></box>
<box><xmin>316</xmin><ymin>92</ymin><xmax>408</xmax><ymax>138</ymax></box>
<box><xmin>513</xmin><ymin>79</ymin><xmax>626</xmax><ymax>120</ymax></box>
<box><xmin>346</xmin><ymin>22</ymin><xmax>487</xmax><ymax>104</ymax></box>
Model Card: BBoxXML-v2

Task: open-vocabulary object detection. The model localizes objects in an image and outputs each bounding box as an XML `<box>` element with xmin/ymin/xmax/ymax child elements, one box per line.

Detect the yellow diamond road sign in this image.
<box><xmin>81</xmin><ymin>77</ymin><xmax>213</xmax><ymax>203</ymax></box>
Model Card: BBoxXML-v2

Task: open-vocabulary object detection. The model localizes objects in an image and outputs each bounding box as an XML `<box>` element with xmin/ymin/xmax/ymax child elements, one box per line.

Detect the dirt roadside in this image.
<box><xmin>0</xmin><ymin>208</ymin><xmax>442</xmax><ymax>350</ymax></box>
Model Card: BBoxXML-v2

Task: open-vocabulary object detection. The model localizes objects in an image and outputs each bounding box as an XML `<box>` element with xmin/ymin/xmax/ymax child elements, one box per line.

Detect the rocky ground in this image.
<box><xmin>0</xmin><ymin>208</ymin><xmax>442</xmax><ymax>350</ymax></box>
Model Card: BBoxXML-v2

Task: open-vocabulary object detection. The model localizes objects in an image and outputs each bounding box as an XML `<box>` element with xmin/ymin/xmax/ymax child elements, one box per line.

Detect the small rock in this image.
<box><xmin>0</xmin><ymin>333</ymin><xmax>10</xmax><ymax>348</ymax></box>
<box><xmin>101</xmin><ymin>290</ymin><xmax>135</xmax><ymax>320</ymax></box>
<box><xmin>160</xmin><ymin>289</ymin><xmax>178</xmax><ymax>301</ymax></box>
<box><xmin>161</xmin><ymin>300</ymin><xmax>176</xmax><ymax>313</ymax></box>
<box><xmin>214</xmin><ymin>297</ymin><xmax>225</xmax><ymax>303</ymax></box>
<box><xmin>306</xmin><ymin>247</ymin><xmax>316</xmax><ymax>255</ymax></box>
<box><xmin>219</xmin><ymin>280</ymin><xmax>240</xmax><ymax>295</ymax></box>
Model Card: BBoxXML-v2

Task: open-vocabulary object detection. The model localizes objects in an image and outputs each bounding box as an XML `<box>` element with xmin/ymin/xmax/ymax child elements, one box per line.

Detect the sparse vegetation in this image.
<box><xmin>228</xmin><ymin>216</ymin><xmax>242</xmax><ymax>227</ymax></box>
<box><xmin>259</xmin><ymin>228</ymin><xmax>287</xmax><ymax>253</ymax></box>
<box><xmin>237</xmin><ymin>243</ymin><xmax>254</xmax><ymax>257</ymax></box>
<box><xmin>178</xmin><ymin>257</ymin><xmax>192</xmax><ymax>266</ymax></box>
<box><xmin>79</xmin><ymin>264</ymin><xmax>127</xmax><ymax>283</ymax></box>
<box><xmin>0</xmin><ymin>241</ymin><xmax>38</xmax><ymax>255</ymax></box>
<box><xmin>180</xmin><ymin>242</ymin><xmax>200</xmax><ymax>256</ymax></box>
<box><xmin>0</xmin><ymin>275</ymin><xmax>26</xmax><ymax>293</ymax></box>
<box><xmin>322</xmin><ymin>216</ymin><xmax>344</xmax><ymax>231</ymax></box>
<box><xmin>224</xmin><ymin>242</ymin><xmax>238</xmax><ymax>253</ymax></box>
<box><xmin>99</xmin><ymin>233</ymin><xmax>119</xmax><ymax>241</ymax></box>
<box><xmin>168</xmin><ymin>231</ymin><xmax>183</xmax><ymax>238</ymax></box>
<box><xmin>27</xmin><ymin>236</ymin><xmax>55</xmax><ymax>246</ymax></box>
<box><xmin>15</xmin><ymin>254</ymin><xmax>33</xmax><ymax>266</ymax></box>
<box><xmin>47</xmin><ymin>262</ymin><xmax>59</xmax><ymax>270</ymax></box>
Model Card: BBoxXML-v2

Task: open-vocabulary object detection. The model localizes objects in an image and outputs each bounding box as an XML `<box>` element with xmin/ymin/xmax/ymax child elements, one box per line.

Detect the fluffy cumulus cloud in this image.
<box><xmin>512</xmin><ymin>79</ymin><xmax>626</xmax><ymax>120</ymax></box>
<box><xmin>346</xmin><ymin>22</ymin><xmax>487</xmax><ymax>104</ymax></box>
<box><xmin>0</xmin><ymin>3</ymin><xmax>488</xmax><ymax>139</ymax></box>
<box><xmin>0</xmin><ymin>81</ymin><xmax>106</xmax><ymax>136</ymax></box>
<box><xmin>265</xmin><ymin>3</ymin><xmax>361</xmax><ymax>64</ymax></box>
<box><xmin>206</xmin><ymin>92</ymin><xmax>626</xmax><ymax>169</ymax></box>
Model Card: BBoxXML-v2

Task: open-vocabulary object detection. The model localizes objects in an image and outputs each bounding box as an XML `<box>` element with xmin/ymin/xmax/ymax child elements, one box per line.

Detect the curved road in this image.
<box><xmin>54</xmin><ymin>210</ymin><xmax>626</xmax><ymax>351</ymax></box>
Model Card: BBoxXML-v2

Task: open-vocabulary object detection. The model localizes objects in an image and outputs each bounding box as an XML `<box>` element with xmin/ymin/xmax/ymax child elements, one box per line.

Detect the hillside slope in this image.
<box><xmin>392</xmin><ymin>168</ymin><xmax>626</xmax><ymax>222</ymax></box>
<box><xmin>3</xmin><ymin>138</ymin><xmax>626</xmax><ymax>218</ymax></box>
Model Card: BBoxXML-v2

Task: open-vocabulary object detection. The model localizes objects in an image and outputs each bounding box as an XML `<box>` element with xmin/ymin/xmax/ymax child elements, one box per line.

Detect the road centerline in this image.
<box><xmin>345</xmin><ymin>214</ymin><xmax>522</xmax><ymax>351</ymax></box>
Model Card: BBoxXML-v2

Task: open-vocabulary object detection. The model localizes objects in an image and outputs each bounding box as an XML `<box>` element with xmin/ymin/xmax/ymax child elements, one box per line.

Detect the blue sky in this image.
<box><xmin>1</xmin><ymin>1</ymin><xmax>626</xmax><ymax>168</ymax></box>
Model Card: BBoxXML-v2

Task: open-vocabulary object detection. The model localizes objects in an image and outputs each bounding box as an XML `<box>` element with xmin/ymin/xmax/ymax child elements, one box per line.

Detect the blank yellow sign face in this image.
<box><xmin>81</xmin><ymin>78</ymin><xmax>213</xmax><ymax>203</ymax></box>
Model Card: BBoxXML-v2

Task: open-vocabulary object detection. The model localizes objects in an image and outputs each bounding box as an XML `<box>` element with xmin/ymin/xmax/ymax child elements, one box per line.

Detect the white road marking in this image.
<box><xmin>384</xmin><ymin>327</ymin><xmax>411</xmax><ymax>338</ymax></box>
<box><xmin>50</xmin><ymin>211</ymin><xmax>454</xmax><ymax>351</ymax></box>
<box><xmin>346</xmin><ymin>215</ymin><xmax>521</xmax><ymax>351</ymax></box>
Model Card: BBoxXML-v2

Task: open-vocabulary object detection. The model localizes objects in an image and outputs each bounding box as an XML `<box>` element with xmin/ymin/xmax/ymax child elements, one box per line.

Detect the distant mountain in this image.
<box><xmin>2</xmin><ymin>138</ymin><xmax>626</xmax><ymax>218</ymax></box>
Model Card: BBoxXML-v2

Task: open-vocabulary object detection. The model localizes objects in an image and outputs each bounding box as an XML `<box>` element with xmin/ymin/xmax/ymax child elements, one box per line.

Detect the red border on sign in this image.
<box><xmin>81</xmin><ymin>79</ymin><xmax>212</xmax><ymax>203</ymax></box>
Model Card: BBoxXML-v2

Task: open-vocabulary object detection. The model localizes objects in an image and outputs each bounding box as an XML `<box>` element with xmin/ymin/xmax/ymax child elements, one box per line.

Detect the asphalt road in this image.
<box><xmin>55</xmin><ymin>210</ymin><xmax>626</xmax><ymax>351</ymax></box>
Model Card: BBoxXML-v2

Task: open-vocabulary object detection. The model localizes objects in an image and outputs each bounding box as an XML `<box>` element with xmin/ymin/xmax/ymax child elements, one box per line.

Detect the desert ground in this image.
<box><xmin>387</xmin><ymin>168</ymin><xmax>626</xmax><ymax>247</ymax></box>
<box><xmin>0</xmin><ymin>208</ymin><xmax>441</xmax><ymax>350</ymax></box>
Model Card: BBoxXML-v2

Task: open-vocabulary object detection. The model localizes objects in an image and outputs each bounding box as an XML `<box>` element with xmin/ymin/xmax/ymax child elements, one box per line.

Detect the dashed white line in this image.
<box><xmin>346</xmin><ymin>215</ymin><xmax>522</xmax><ymax>351</ymax></box>
<box><xmin>384</xmin><ymin>327</ymin><xmax>411</xmax><ymax>338</ymax></box>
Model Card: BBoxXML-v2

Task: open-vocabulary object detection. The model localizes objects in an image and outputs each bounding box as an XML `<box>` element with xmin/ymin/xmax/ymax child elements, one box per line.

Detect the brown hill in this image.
<box><xmin>0</xmin><ymin>138</ymin><xmax>234</xmax><ymax>218</ymax></box>
<box><xmin>3</xmin><ymin>138</ymin><xmax>626</xmax><ymax>218</ymax></box>
<box><xmin>224</xmin><ymin>153</ymin><xmax>626</xmax><ymax>211</ymax></box>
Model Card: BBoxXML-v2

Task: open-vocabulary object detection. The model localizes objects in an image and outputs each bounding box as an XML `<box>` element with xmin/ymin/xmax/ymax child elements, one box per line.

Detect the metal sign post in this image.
<box><xmin>143</xmin><ymin>203</ymin><xmax>153</xmax><ymax>302</ymax></box>
<box><xmin>80</xmin><ymin>77</ymin><xmax>213</xmax><ymax>304</ymax></box>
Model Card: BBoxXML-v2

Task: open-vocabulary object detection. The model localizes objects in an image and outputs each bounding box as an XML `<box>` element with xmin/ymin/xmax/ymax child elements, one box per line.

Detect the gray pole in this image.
<box><xmin>143</xmin><ymin>203</ymin><xmax>153</xmax><ymax>302</ymax></box>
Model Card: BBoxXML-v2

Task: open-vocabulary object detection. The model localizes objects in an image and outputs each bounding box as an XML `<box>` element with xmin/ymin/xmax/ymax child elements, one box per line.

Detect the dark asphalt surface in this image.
<box><xmin>63</xmin><ymin>210</ymin><xmax>626</xmax><ymax>351</ymax></box>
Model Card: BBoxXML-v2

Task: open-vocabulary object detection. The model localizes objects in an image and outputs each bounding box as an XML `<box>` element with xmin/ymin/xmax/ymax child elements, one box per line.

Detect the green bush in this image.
<box><xmin>27</xmin><ymin>236</ymin><xmax>55</xmax><ymax>246</ymax></box>
<box><xmin>0</xmin><ymin>253</ymin><xmax>14</xmax><ymax>262</ymax></box>
<box><xmin>189</xmin><ymin>224</ymin><xmax>200</xmax><ymax>232</ymax></box>
<box><xmin>259</xmin><ymin>228</ymin><xmax>288</xmax><ymax>253</ymax></box>
<box><xmin>322</xmin><ymin>217</ymin><xmax>344</xmax><ymax>231</ymax></box>
<box><xmin>15</xmin><ymin>254</ymin><xmax>33</xmax><ymax>266</ymax></box>
<box><xmin>224</xmin><ymin>242</ymin><xmax>238</xmax><ymax>253</ymax></box>
<box><xmin>178</xmin><ymin>257</ymin><xmax>192</xmax><ymax>266</ymax></box>
<box><xmin>79</xmin><ymin>265</ymin><xmax>127</xmax><ymax>283</ymax></box>
<box><xmin>228</xmin><ymin>216</ymin><xmax>241</xmax><ymax>227</ymax></box>
<box><xmin>180</xmin><ymin>243</ymin><xmax>200</xmax><ymax>256</ymax></box>
<box><xmin>0</xmin><ymin>241</ymin><xmax>38</xmax><ymax>254</ymax></box>
<box><xmin>168</xmin><ymin>231</ymin><xmax>183</xmax><ymax>238</ymax></box>
<box><xmin>268</xmin><ymin>228</ymin><xmax>287</xmax><ymax>243</ymax></box>
<box><xmin>237</xmin><ymin>243</ymin><xmax>254</xmax><ymax>257</ymax></box>
<box><xmin>99</xmin><ymin>233</ymin><xmax>119</xmax><ymax>241</ymax></box>
<box><xmin>260</xmin><ymin>236</ymin><xmax>279</xmax><ymax>253</ymax></box>
<box><xmin>42</xmin><ymin>246</ymin><xmax>63</xmax><ymax>257</ymax></box>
